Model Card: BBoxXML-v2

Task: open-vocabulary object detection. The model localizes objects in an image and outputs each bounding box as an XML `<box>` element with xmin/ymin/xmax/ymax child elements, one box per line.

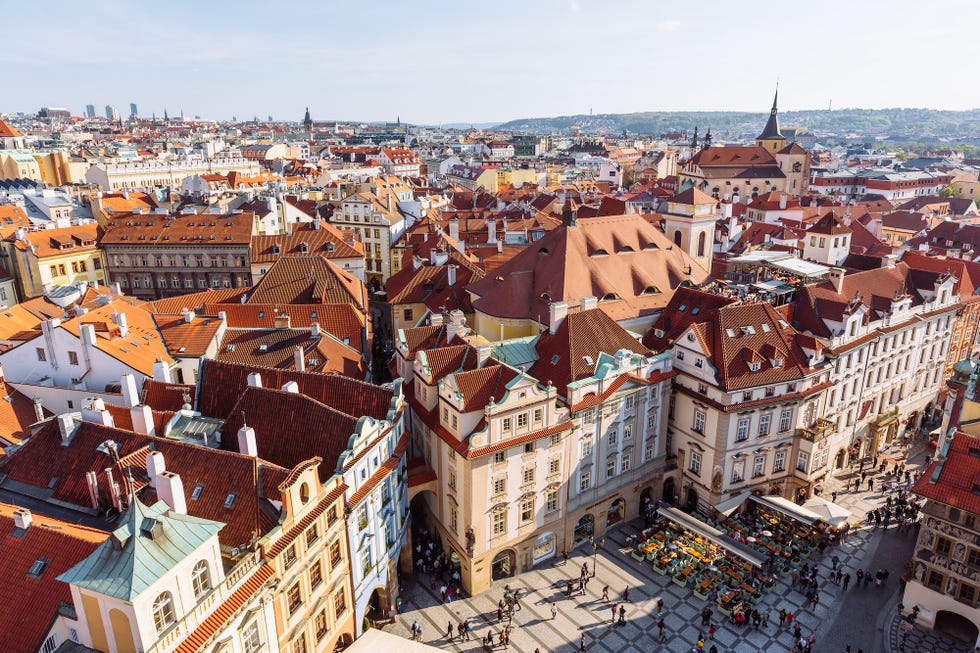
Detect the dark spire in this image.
<box><xmin>757</xmin><ymin>85</ymin><xmax>783</xmax><ymax>140</ymax></box>
<box><xmin>690</xmin><ymin>126</ymin><xmax>699</xmax><ymax>150</ymax></box>
<box><xmin>303</xmin><ymin>107</ymin><xmax>312</xmax><ymax>131</ymax></box>
<box><xmin>703</xmin><ymin>128</ymin><xmax>712</xmax><ymax>150</ymax></box>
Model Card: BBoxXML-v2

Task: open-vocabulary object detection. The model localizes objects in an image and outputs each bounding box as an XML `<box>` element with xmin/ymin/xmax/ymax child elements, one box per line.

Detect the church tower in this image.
<box><xmin>661</xmin><ymin>187</ymin><xmax>721</xmax><ymax>275</ymax></box>
<box><xmin>303</xmin><ymin>107</ymin><xmax>313</xmax><ymax>137</ymax></box>
<box><xmin>755</xmin><ymin>87</ymin><xmax>787</xmax><ymax>154</ymax></box>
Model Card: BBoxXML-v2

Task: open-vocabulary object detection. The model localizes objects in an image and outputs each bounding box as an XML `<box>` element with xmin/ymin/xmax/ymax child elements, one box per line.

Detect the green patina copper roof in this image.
<box><xmin>58</xmin><ymin>498</ymin><xmax>223</xmax><ymax>601</ymax></box>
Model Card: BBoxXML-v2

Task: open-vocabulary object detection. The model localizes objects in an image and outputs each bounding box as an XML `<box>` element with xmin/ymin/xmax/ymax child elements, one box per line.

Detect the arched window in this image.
<box><xmin>697</xmin><ymin>231</ymin><xmax>707</xmax><ymax>257</ymax></box>
<box><xmin>152</xmin><ymin>592</ymin><xmax>176</xmax><ymax>634</ymax></box>
<box><xmin>673</xmin><ymin>230</ymin><xmax>682</xmax><ymax>247</ymax></box>
<box><xmin>192</xmin><ymin>560</ymin><xmax>212</xmax><ymax>600</ymax></box>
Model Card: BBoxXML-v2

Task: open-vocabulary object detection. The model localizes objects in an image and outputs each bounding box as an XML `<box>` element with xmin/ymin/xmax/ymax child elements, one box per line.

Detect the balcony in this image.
<box><xmin>798</xmin><ymin>418</ymin><xmax>835</xmax><ymax>443</ymax></box>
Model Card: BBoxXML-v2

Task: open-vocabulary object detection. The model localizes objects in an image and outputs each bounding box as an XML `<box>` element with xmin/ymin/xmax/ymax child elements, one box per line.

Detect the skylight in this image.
<box><xmin>28</xmin><ymin>558</ymin><xmax>49</xmax><ymax>578</ymax></box>
<box><xmin>191</xmin><ymin>484</ymin><xmax>204</xmax><ymax>500</ymax></box>
<box><xmin>224</xmin><ymin>492</ymin><xmax>237</xmax><ymax>509</ymax></box>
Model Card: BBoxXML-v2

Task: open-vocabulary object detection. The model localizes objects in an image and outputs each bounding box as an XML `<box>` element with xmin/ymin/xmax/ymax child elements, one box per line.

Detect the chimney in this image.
<box><xmin>449</xmin><ymin>218</ymin><xmax>460</xmax><ymax>242</ymax></box>
<box><xmin>497</xmin><ymin>239</ymin><xmax>503</xmax><ymax>254</ymax></box>
<box><xmin>218</xmin><ymin>310</ymin><xmax>227</xmax><ymax>322</ymax></box>
<box><xmin>580</xmin><ymin>296</ymin><xmax>598</xmax><ymax>311</ymax></box>
<box><xmin>120</xmin><ymin>373</ymin><xmax>140</xmax><ymax>407</ymax></box>
<box><xmin>828</xmin><ymin>267</ymin><xmax>846</xmax><ymax>293</ymax></box>
<box><xmin>156</xmin><ymin>471</ymin><xmax>187</xmax><ymax>514</ymax></box>
<box><xmin>430</xmin><ymin>313</ymin><xmax>444</xmax><ymax>327</ymax></box>
<box><xmin>33</xmin><ymin>397</ymin><xmax>44</xmax><ymax>422</ymax></box>
<box><xmin>274</xmin><ymin>314</ymin><xmax>291</xmax><ymax>329</ymax></box>
<box><xmin>487</xmin><ymin>219</ymin><xmax>497</xmax><ymax>243</ymax></box>
<box><xmin>85</xmin><ymin>471</ymin><xmax>99</xmax><ymax>508</ymax></box>
<box><xmin>549</xmin><ymin>301</ymin><xmax>569</xmax><ymax>334</ymax></box>
<box><xmin>247</xmin><ymin>372</ymin><xmax>263</xmax><ymax>388</ymax></box>
<box><xmin>447</xmin><ymin>265</ymin><xmax>457</xmax><ymax>286</ymax></box>
<box><xmin>152</xmin><ymin>360</ymin><xmax>172</xmax><ymax>383</ymax></box>
<box><xmin>476</xmin><ymin>344</ymin><xmax>492</xmax><ymax>367</ymax></box>
<box><xmin>145</xmin><ymin>451</ymin><xmax>166</xmax><ymax>487</ymax></box>
<box><xmin>109</xmin><ymin>282</ymin><xmax>122</xmax><ymax>295</ymax></box>
<box><xmin>881</xmin><ymin>254</ymin><xmax>897</xmax><ymax>268</ymax></box>
<box><xmin>131</xmin><ymin>404</ymin><xmax>155</xmax><ymax>436</ymax></box>
<box><xmin>238</xmin><ymin>425</ymin><xmax>257</xmax><ymax>456</ymax></box>
<box><xmin>310</xmin><ymin>322</ymin><xmax>320</xmax><ymax>337</ymax></box>
<box><xmin>12</xmin><ymin>508</ymin><xmax>32</xmax><ymax>531</ymax></box>
<box><xmin>81</xmin><ymin>398</ymin><xmax>114</xmax><ymax>427</ymax></box>
<box><xmin>106</xmin><ymin>468</ymin><xmax>121</xmax><ymax>511</ymax></box>
<box><xmin>294</xmin><ymin>346</ymin><xmax>306</xmax><ymax>371</ymax></box>
<box><xmin>79</xmin><ymin>323</ymin><xmax>96</xmax><ymax>349</ymax></box>
<box><xmin>779</xmin><ymin>193</ymin><xmax>788</xmax><ymax>210</ymax></box>
<box><xmin>185</xmin><ymin>310</ymin><xmax>195</xmax><ymax>323</ymax></box>
<box><xmin>57</xmin><ymin>413</ymin><xmax>76</xmax><ymax>445</ymax></box>
<box><xmin>281</xmin><ymin>381</ymin><xmax>300</xmax><ymax>393</ymax></box>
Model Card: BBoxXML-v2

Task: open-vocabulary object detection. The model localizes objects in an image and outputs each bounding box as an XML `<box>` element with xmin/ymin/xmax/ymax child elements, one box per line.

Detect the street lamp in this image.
<box><xmin>589</xmin><ymin>535</ymin><xmax>605</xmax><ymax>577</ymax></box>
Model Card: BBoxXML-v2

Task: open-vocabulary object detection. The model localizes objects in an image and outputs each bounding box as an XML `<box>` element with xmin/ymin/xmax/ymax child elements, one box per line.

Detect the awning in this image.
<box><xmin>802</xmin><ymin>496</ymin><xmax>851</xmax><ymax>527</ymax></box>
<box><xmin>714</xmin><ymin>490</ymin><xmax>753</xmax><ymax>517</ymax></box>
<box><xmin>657</xmin><ymin>506</ymin><xmax>766</xmax><ymax>568</ymax></box>
<box><xmin>748</xmin><ymin>494</ymin><xmax>823</xmax><ymax>526</ymax></box>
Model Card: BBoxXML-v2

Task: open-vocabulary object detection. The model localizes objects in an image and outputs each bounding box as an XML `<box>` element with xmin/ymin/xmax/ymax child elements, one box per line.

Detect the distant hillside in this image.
<box><xmin>494</xmin><ymin>108</ymin><xmax>980</xmax><ymax>140</ymax></box>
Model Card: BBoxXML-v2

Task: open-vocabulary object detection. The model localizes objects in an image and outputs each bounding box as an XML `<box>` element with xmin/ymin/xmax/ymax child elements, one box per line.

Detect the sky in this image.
<box><xmin>5</xmin><ymin>0</ymin><xmax>979</xmax><ymax>124</ymax></box>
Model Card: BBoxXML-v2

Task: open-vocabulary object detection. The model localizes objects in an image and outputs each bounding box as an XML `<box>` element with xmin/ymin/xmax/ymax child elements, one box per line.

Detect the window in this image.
<box><xmin>773</xmin><ymin>450</ymin><xmax>786</xmax><ymax>472</ymax></box>
<box><xmin>403</xmin><ymin>308</ymin><xmax>413</xmax><ymax>322</ymax></box>
<box><xmin>330</xmin><ymin>540</ymin><xmax>342</xmax><ymax>569</ymax></box>
<box><xmin>241</xmin><ymin>621</ymin><xmax>262</xmax><ymax>653</ymax></box>
<box><xmin>502</xmin><ymin>417</ymin><xmax>512</xmax><ymax>432</ymax></box>
<box><xmin>796</xmin><ymin>451</ymin><xmax>809</xmax><ymax>472</ymax></box>
<box><xmin>959</xmin><ymin>583</ymin><xmax>977</xmax><ymax>606</ymax></box>
<box><xmin>334</xmin><ymin>587</ymin><xmax>347</xmax><ymax>618</ymax></box>
<box><xmin>315</xmin><ymin>609</ymin><xmax>328</xmax><ymax>641</ymax></box>
<box><xmin>621</xmin><ymin>453</ymin><xmax>631</xmax><ymax>472</ymax></box>
<box><xmin>606</xmin><ymin>457</ymin><xmax>616</xmax><ymax>478</ymax></box>
<box><xmin>546</xmin><ymin>490</ymin><xmax>559</xmax><ymax>512</ymax></box>
<box><xmin>520</xmin><ymin>498</ymin><xmax>534</xmax><ymax>523</ymax></box>
<box><xmin>450</xmin><ymin>505</ymin><xmax>458</xmax><ymax>531</ymax></box>
<box><xmin>753</xmin><ymin>455</ymin><xmax>766</xmax><ymax>478</ymax></box>
<box><xmin>41</xmin><ymin>637</ymin><xmax>57</xmax><ymax>653</ymax></box>
<box><xmin>693</xmin><ymin>410</ymin><xmax>705</xmax><ymax>434</ymax></box>
<box><xmin>731</xmin><ymin>461</ymin><xmax>744</xmax><ymax>483</ymax></box>
<box><xmin>293</xmin><ymin>634</ymin><xmax>307</xmax><ymax>653</ymax></box>
<box><xmin>310</xmin><ymin>559</ymin><xmax>323</xmax><ymax>589</ymax></box>
<box><xmin>548</xmin><ymin>458</ymin><xmax>560</xmax><ymax>475</ymax></box>
<box><xmin>779</xmin><ymin>409</ymin><xmax>792</xmax><ymax>433</ymax></box>
<box><xmin>690</xmin><ymin>451</ymin><xmax>702</xmax><ymax>475</ymax></box>
<box><xmin>936</xmin><ymin>537</ymin><xmax>952</xmax><ymax>557</ymax></box>
<box><xmin>327</xmin><ymin>505</ymin><xmax>338</xmax><ymax>525</ymax></box>
<box><xmin>624</xmin><ymin>394</ymin><xmax>634</xmax><ymax>410</ymax></box>
<box><xmin>758</xmin><ymin>414</ymin><xmax>771</xmax><ymax>436</ymax></box>
<box><xmin>152</xmin><ymin>592</ymin><xmax>176</xmax><ymax>634</ymax></box>
<box><xmin>284</xmin><ymin>544</ymin><xmax>297</xmax><ymax>569</ymax></box>
<box><xmin>357</xmin><ymin>505</ymin><xmax>368</xmax><ymax>531</ymax></box>
<box><xmin>492</xmin><ymin>509</ymin><xmax>507</xmax><ymax>536</ymax></box>
<box><xmin>582</xmin><ymin>439</ymin><xmax>593</xmax><ymax>458</ymax></box>
<box><xmin>68</xmin><ymin>350</ymin><xmax>79</xmax><ymax>366</ymax></box>
<box><xmin>534</xmin><ymin>408</ymin><xmax>543</xmax><ymax>423</ymax></box>
<box><xmin>493</xmin><ymin>477</ymin><xmax>506</xmax><ymax>495</ymax></box>
<box><xmin>624</xmin><ymin>424</ymin><xmax>633</xmax><ymax>441</ymax></box>
<box><xmin>584</xmin><ymin>409</ymin><xmax>595</xmax><ymax>425</ymax></box>
<box><xmin>191</xmin><ymin>560</ymin><xmax>211</xmax><ymax>600</ymax></box>
<box><xmin>580</xmin><ymin>468</ymin><xmax>592</xmax><ymax>491</ymax></box>
<box><xmin>522</xmin><ymin>467</ymin><xmax>534</xmax><ymax>485</ymax></box>
<box><xmin>927</xmin><ymin>570</ymin><xmax>944</xmax><ymax>592</ymax></box>
<box><xmin>608</xmin><ymin>430</ymin><xmax>617</xmax><ymax>446</ymax></box>
<box><xmin>524</xmin><ymin>442</ymin><xmax>534</xmax><ymax>454</ymax></box>
<box><xmin>677</xmin><ymin>350</ymin><xmax>685</xmax><ymax>360</ymax></box>
<box><xmin>698</xmin><ymin>383</ymin><xmax>708</xmax><ymax>394</ymax></box>
<box><xmin>550</xmin><ymin>432</ymin><xmax>561</xmax><ymax>446</ymax></box>
<box><xmin>736</xmin><ymin>418</ymin><xmax>749</xmax><ymax>442</ymax></box>
<box><xmin>695</xmin><ymin>358</ymin><xmax>703</xmax><ymax>368</ymax></box>
<box><xmin>36</xmin><ymin>347</ymin><xmax>46</xmax><ymax>362</ymax></box>
<box><xmin>493</xmin><ymin>451</ymin><xmax>506</xmax><ymax>464</ymax></box>
<box><xmin>517</xmin><ymin>412</ymin><xmax>528</xmax><ymax>428</ymax></box>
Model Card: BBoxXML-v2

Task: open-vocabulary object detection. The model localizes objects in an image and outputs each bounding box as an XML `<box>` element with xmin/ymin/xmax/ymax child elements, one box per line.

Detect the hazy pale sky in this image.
<box><xmin>5</xmin><ymin>0</ymin><xmax>979</xmax><ymax>124</ymax></box>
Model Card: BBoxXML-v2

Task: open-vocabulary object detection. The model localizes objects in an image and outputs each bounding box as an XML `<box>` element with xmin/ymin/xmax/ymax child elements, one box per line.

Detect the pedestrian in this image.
<box><xmin>762</xmin><ymin>610</ymin><xmax>769</xmax><ymax>628</ymax></box>
<box><xmin>708</xmin><ymin>623</ymin><xmax>717</xmax><ymax>639</ymax></box>
<box><xmin>562</xmin><ymin>550</ymin><xmax>568</xmax><ymax>565</ymax></box>
<box><xmin>657</xmin><ymin>597</ymin><xmax>664</xmax><ymax>614</ymax></box>
<box><xmin>778</xmin><ymin>608</ymin><xmax>786</xmax><ymax>628</ymax></box>
<box><xmin>582</xmin><ymin>562</ymin><xmax>589</xmax><ymax>577</ymax></box>
<box><xmin>657</xmin><ymin>618</ymin><xmax>667</xmax><ymax>642</ymax></box>
<box><xmin>551</xmin><ymin>602</ymin><xmax>557</xmax><ymax>620</ymax></box>
<box><xmin>486</xmin><ymin>631</ymin><xmax>494</xmax><ymax>648</ymax></box>
<box><xmin>623</xmin><ymin>585</ymin><xmax>630</xmax><ymax>601</ymax></box>
<box><xmin>831</xmin><ymin>554</ymin><xmax>840</xmax><ymax>570</ymax></box>
<box><xmin>611</xmin><ymin>603</ymin><xmax>617</xmax><ymax>624</ymax></box>
<box><xmin>447</xmin><ymin>621</ymin><xmax>454</xmax><ymax>641</ymax></box>
<box><xmin>602</xmin><ymin>585</ymin><xmax>609</xmax><ymax>601</ymax></box>
<box><xmin>497</xmin><ymin>606</ymin><xmax>503</xmax><ymax>622</ymax></box>
<box><xmin>786</xmin><ymin>610</ymin><xmax>794</xmax><ymax>628</ymax></box>
<box><xmin>696</xmin><ymin>634</ymin><xmax>705</xmax><ymax>651</ymax></box>
<box><xmin>868</xmin><ymin>478</ymin><xmax>874</xmax><ymax>492</ymax></box>
<box><xmin>463</xmin><ymin>618</ymin><xmax>471</xmax><ymax>640</ymax></box>
<box><xmin>709</xmin><ymin>646</ymin><xmax>718</xmax><ymax>653</ymax></box>
<box><xmin>579</xmin><ymin>635</ymin><xmax>586</xmax><ymax>652</ymax></box>
<box><xmin>832</xmin><ymin>490</ymin><xmax>839</xmax><ymax>503</ymax></box>
<box><xmin>618</xmin><ymin>604</ymin><xmax>626</xmax><ymax>624</ymax></box>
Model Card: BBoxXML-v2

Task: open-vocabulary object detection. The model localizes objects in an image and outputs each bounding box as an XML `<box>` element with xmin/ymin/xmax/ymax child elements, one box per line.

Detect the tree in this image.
<box><xmin>939</xmin><ymin>185</ymin><xmax>955</xmax><ymax>198</ymax></box>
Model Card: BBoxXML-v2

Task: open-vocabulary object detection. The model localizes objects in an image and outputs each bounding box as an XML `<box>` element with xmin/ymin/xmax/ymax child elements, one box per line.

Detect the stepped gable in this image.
<box><xmin>468</xmin><ymin>213</ymin><xmax>710</xmax><ymax>326</ymax></box>
<box><xmin>197</xmin><ymin>359</ymin><xmax>392</xmax><ymax>422</ymax></box>
<box><xmin>0</xmin><ymin>502</ymin><xmax>106</xmax><ymax>652</ymax></box>
<box><xmin>222</xmin><ymin>386</ymin><xmax>358</xmax><ymax>483</ymax></box>
<box><xmin>530</xmin><ymin>308</ymin><xmax>650</xmax><ymax>393</ymax></box>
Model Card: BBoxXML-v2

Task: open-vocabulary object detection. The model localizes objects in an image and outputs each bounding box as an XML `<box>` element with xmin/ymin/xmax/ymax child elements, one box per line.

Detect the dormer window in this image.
<box><xmin>272</xmin><ymin>244</ymin><xmax>281</xmax><ymax>255</ymax></box>
<box><xmin>773</xmin><ymin>358</ymin><xmax>783</xmax><ymax>368</ymax></box>
<box><xmin>642</xmin><ymin>286</ymin><xmax>661</xmax><ymax>295</ymax></box>
<box><xmin>224</xmin><ymin>492</ymin><xmax>237</xmax><ymax>509</ymax></box>
<box><xmin>748</xmin><ymin>362</ymin><xmax>761</xmax><ymax>372</ymax></box>
<box><xmin>299</xmin><ymin>242</ymin><xmax>309</xmax><ymax>253</ymax></box>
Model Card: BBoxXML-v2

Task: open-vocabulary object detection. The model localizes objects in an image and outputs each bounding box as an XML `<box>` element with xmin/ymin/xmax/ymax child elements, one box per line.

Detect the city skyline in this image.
<box><xmin>5</xmin><ymin>0</ymin><xmax>979</xmax><ymax>124</ymax></box>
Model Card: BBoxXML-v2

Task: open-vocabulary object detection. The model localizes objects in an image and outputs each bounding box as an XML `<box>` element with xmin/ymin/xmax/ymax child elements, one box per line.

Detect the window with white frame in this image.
<box><xmin>779</xmin><ymin>409</ymin><xmax>792</xmax><ymax>432</ymax></box>
<box><xmin>758</xmin><ymin>414</ymin><xmax>771</xmax><ymax>436</ymax></box>
<box><xmin>581</xmin><ymin>439</ymin><xmax>593</xmax><ymax>458</ymax></box>
<box><xmin>548</xmin><ymin>458</ymin><xmax>560</xmax><ymax>475</ymax></box>
<box><xmin>624</xmin><ymin>394</ymin><xmax>634</xmax><ymax>410</ymax></box>
<box><xmin>152</xmin><ymin>592</ymin><xmax>176</xmax><ymax>634</ymax></box>
<box><xmin>608</xmin><ymin>430</ymin><xmax>617</xmax><ymax>446</ymax></box>
<box><xmin>450</xmin><ymin>505</ymin><xmax>458</xmax><ymax>532</ymax></box>
<box><xmin>773</xmin><ymin>450</ymin><xmax>786</xmax><ymax>472</ymax></box>
<box><xmin>522</xmin><ymin>467</ymin><xmax>534</xmax><ymax>485</ymax></box>
<box><xmin>796</xmin><ymin>451</ymin><xmax>809</xmax><ymax>472</ymax></box>
<box><xmin>736</xmin><ymin>418</ymin><xmax>749</xmax><ymax>441</ymax></box>
<box><xmin>624</xmin><ymin>424</ymin><xmax>633</xmax><ymax>440</ymax></box>
<box><xmin>502</xmin><ymin>417</ymin><xmax>512</xmax><ymax>432</ymax></box>
<box><xmin>241</xmin><ymin>621</ymin><xmax>262</xmax><ymax>653</ymax></box>
<box><xmin>191</xmin><ymin>560</ymin><xmax>212</xmax><ymax>601</ymax></box>
<box><xmin>517</xmin><ymin>412</ymin><xmax>528</xmax><ymax>428</ymax></box>
<box><xmin>534</xmin><ymin>408</ymin><xmax>543</xmax><ymax>423</ymax></box>
<box><xmin>731</xmin><ymin>460</ymin><xmax>745</xmax><ymax>483</ymax></box>
<box><xmin>621</xmin><ymin>452</ymin><xmax>631</xmax><ymax>472</ymax></box>
<box><xmin>644</xmin><ymin>437</ymin><xmax>656</xmax><ymax>462</ymax></box>
<box><xmin>689</xmin><ymin>451</ymin><xmax>702</xmax><ymax>475</ymax></box>
<box><xmin>753</xmin><ymin>455</ymin><xmax>766</xmax><ymax>477</ymax></box>
<box><xmin>584</xmin><ymin>409</ymin><xmax>595</xmax><ymax>424</ymax></box>
<box><xmin>693</xmin><ymin>409</ymin><xmax>706</xmax><ymax>434</ymax></box>
<box><xmin>493</xmin><ymin>477</ymin><xmax>506</xmax><ymax>495</ymax></box>
<box><xmin>546</xmin><ymin>490</ymin><xmax>559</xmax><ymax>512</ymax></box>
<box><xmin>520</xmin><ymin>498</ymin><xmax>534</xmax><ymax>523</ymax></box>
<box><xmin>647</xmin><ymin>410</ymin><xmax>658</xmax><ymax>430</ymax></box>
<box><xmin>580</xmin><ymin>468</ymin><xmax>592</xmax><ymax>491</ymax></box>
<box><xmin>492</xmin><ymin>509</ymin><xmax>507</xmax><ymax>536</ymax></box>
<box><xmin>606</xmin><ymin>457</ymin><xmax>616</xmax><ymax>478</ymax></box>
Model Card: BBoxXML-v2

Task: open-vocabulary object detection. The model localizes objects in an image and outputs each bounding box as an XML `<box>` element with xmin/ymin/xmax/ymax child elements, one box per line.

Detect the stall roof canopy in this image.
<box><xmin>749</xmin><ymin>494</ymin><xmax>823</xmax><ymax>525</ymax></box>
<box><xmin>714</xmin><ymin>490</ymin><xmax>754</xmax><ymax>517</ymax></box>
<box><xmin>658</xmin><ymin>506</ymin><xmax>766</xmax><ymax>568</ymax></box>
<box><xmin>802</xmin><ymin>496</ymin><xmax>850</xmax><ymax>527</ymax></box>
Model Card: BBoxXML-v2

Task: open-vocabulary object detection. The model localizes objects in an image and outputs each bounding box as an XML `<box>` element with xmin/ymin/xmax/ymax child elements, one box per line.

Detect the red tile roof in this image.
<box><xmin>689</xmin><ymin>146</ymin><xmax>776</xmax><ymax>167</ymax></box>
<box><xmin>100</xmin><ymin>211</ymin><xmax>255</xmax><ymax>245</ymax></box>
<box><xmin>251</xmin><ymin>220</ymin><xmax>363</xmax><ymax>263</ymax></box>
<box><xmin>153</xmin><ymin>312</ymin><xmax>224</xmax><ymax>357</ymax></box>
<box><xmin>913</xmin><ymin>432</ymin><xmax>980</xmax><ymax>515</ymax></box>
<box><xmin>0</xmin><ymin>502</ymin><xmax>107</xmax><ymax>652</ymax></box>
<box><xmin>141</xmin><ymin>380</ymin><xmax>196</xmax><ymax>412</ymax></box>
<box><xmin>245</xmin><ymin>255</ymin><xmax>366</xmax><ymax>308</ymax></box>
<box><xmin>8</xmin><ymin>223</ymin><xmax>99</xmax><ymax>258</ymax></box>
<box><xmin>218</xmin><ymin>327</ymin><xmax>363</xmax><ymax>377</ymax></box>
<box><xmin>0</xmin><ymin>381</ymin><xmax>46</xmax><ymax>446</ymax></box>
<box><xmin>0</xmin><ymin>119</ymin><xmax>22</xmax><ymax>138</ymax></box>
<box><xmin>451</xmin><ymin>364</ymin><xmax>520</xmax><ymax>412</ymax></box>
<box><xmin>197</xmin><ymin>359</ymin><xmax>392</xmax><ymax>422</ymax></box>
<box><xmin>206</xmin><ymin>303</ymin><xmax>365</xmax><ymax>351</ymax></box>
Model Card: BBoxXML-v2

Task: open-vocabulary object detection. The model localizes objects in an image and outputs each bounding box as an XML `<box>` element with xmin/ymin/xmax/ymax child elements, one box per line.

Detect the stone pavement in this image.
<box><xmin>386</xmin><ymin>439</ymin><xmax>968</xmax><ymax>652</ymax></box>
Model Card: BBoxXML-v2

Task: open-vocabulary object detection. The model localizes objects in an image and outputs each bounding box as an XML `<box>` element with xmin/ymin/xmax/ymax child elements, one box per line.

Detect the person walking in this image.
<box><xmin>579</xmin><ymin>635</ymin><xmax>586</xmax><ymax>653</ymax></box>
<box><xmin>623</xmin><ymin>585</ymin><xmax>630</xmax><ymax>601</ymax></box>
<box><xmin>601</xmin><ymin>585</ymin><xmax>609</xmax><ymax>601</ymax></box>
<box><xmin>657</xmin><ymin>597</ymin><xmax>664</xmax><ymax>615</ymax></box>
<box><xmin>657</xmin><ymin>618</ymin><xmax>667</xmax><ymax>642</ymax></box>
<box><xmin>708</xmin><ymin>623</ymin><xmax>717</xmax><ymax>639</ymax></box>
<box><xmin>610</xmin><ymin>603</ymin><xmax>617</xmax><ymax>624</ymax></box>
<box><xmin>779</xmin><ymin>608</ymin><xmax>786</xmax><ymax>629</ymax></box>
<box><xmin>562</xmin><ymin>550</ymin><xmax>568</xmax><ymax>565</ymax></box>
<box><xmin>447</xmin><ymin>621</ymin><xmax>454</xmax><ymax>641</ymax></box>
<box><xmin>551</xmin><ymin>602</ymin><xmax>557</xmax><ymax>620</ymax></box>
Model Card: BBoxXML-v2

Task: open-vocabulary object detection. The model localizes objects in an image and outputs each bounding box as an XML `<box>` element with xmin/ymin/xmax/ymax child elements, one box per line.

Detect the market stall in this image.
<box><xmin>802</xmin><ymin>496</ymin><xmax>851</xmax><ymax>528</ymax></box>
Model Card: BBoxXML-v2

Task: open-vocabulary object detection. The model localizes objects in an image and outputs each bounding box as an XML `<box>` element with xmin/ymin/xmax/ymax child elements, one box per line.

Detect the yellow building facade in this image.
<box><xmin>5</xmin><ymin>223</ymin><xmax>106</xmax><ymax>299</ymax></box>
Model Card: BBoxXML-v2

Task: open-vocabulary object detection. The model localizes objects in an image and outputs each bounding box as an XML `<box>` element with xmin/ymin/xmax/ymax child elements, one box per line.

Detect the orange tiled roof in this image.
<box><xmin>218</xmin><ymin>327</ymin><xmax>364</xmax><ymax>377</ymax></box>
<box><xmin>0</xmin><ymin>119</ymin><xmax>21</xmax><ymax>138</ymax></box>
<box><xmin>251</xmin><ymin>220</ymin><xmax>363</xmax><ymax>263</ymax></box>
<box><xmin>8</xmin><ymin>223</ymin><xmax>99</xmax><ymax>258</ymax></box>
<box><xmin>0</xmin><ymin>304</ymin><xmax>44</xmax><ymax>343</ymax></box>
<box><xmin>0</xmin><ymin>502</ymin><xmax>106</xmax><ymax>652</ymax></box>
<box><xmin>141</xmin><ymin>379</ymin><xmax>196</xmax><ymax>412</ymax></box>
<box><xmin>0</xmin><ymin>381</ymin><xmax>48</xmax><ymax>446</ymax></box>
<box><xmin>204</xmin><ymin>303</ymin><xmax>365</xmax><ymax>350</ymax></box>
<box><xmin>153</xmin><ymin>313</ymin><xmax>224</xmax><ymax>357</ymax></box>
<box><xmin>100</xmin><ymin>211</ymin><xmax>255</xmax><ymax>245</ymax></box>
<box><xmin>0</xmin><ymin>205</ymin><xmax>31</xmax><ymax>239</ymax></box>
<box><xmin>245</xmin><ymin>255</ymin><xmax>366</xmax><ymax>307</ymax></box>
<box><xmin>58</xmin><ymin>302</ymin><xmax>174</xmax><ymax>376</ymax></box>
